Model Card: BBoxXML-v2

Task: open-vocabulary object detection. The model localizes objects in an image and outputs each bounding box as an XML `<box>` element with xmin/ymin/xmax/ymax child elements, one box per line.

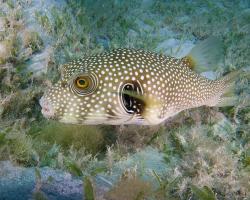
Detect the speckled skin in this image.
<box><xmin>40</xmin><ymin>49</ymin><xmax>225</xmax><ymax>125</ymax></box>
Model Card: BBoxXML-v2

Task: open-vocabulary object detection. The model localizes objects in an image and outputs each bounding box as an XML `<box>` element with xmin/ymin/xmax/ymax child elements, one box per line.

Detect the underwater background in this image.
<box><xmin>0</xmin><ymin>0</ymin><xmax>250</xmax><ymax>199</ymax></box>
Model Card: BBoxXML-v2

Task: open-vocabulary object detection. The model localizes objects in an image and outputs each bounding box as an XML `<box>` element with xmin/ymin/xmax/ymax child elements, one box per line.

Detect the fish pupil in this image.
<box><xmin>78</xmin><ymin>79</ymin><xmax>86</xmax><ymax>85</ymax></box>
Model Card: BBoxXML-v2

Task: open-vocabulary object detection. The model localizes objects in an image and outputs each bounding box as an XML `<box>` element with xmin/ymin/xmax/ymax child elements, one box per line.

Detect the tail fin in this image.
<box><xmin>215</xmin><ymin>71</ymin><xmax>242</xmax><ymax>107</ymax></box>
<box><xmin>184</xmin><ymin>37</ymin><xmax>223</xmax><ymax>73</ymax></box>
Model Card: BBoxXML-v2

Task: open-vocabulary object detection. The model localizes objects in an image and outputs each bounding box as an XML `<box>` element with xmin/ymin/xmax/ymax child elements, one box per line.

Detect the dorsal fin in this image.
<box><xmin>182</xmin><ymin>37</ymin><xmax>223</xmax><ymax>73</ymax></box>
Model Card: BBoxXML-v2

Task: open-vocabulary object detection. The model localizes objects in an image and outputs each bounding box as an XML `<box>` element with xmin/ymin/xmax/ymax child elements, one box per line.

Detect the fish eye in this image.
<box><xmin>71</xmin><ymin>73</ymin><xmax>98</xmax><ymax>96</ymax></box>
<box><xmin>75</xmin><ymin>77</ymin><xmax>89</xmax><ymax>89</ymax></box>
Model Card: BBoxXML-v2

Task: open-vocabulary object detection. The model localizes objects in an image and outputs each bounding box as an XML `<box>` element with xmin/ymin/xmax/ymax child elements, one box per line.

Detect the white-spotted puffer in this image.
<box><xmin>40</xmin><ymin>38</ymin><xmax>240</xmax><ymax>125</ymax></box>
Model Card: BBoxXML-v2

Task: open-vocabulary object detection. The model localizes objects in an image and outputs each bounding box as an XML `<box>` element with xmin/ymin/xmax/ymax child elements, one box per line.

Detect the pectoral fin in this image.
<box><xmin>121</xmin><ymin>90</ymin><xmax>163</xmax><ymax>125</ymax></box>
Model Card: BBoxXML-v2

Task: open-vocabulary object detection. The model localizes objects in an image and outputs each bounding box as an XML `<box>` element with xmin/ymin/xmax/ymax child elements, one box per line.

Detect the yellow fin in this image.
<box><xmin>121</xmin><ymin>90</ymin><xmax>163</xmax><ymax>125</ymax></box>
<box><xmin>121</xmin><ymin>90</ymin><xmax>162</xmax><ymax>109</ymax></box>
<box><xmin>183</xmin><ymin>37</ymin><xmax>223</xmax><ymax>73</ymax></box>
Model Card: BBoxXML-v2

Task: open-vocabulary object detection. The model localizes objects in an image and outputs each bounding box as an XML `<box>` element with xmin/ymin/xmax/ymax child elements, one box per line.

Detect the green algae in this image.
<box><xmin>0</xmin><ymin>34</ymin><xmax>21</xmax><ymax>63</ymax></box>
<box><xmin>191</xmin><ymin>185</ymin><xmax>216</xmax><ymax>200</ymax></box>
<box><xmin>0</xmin><ymin>124</ymin><xmax>36</xmax><ymax>166</ymax></box>
<box><xmin>33</xmin><ymin>122</ymin><xmax>106</xmax><ymax>154</ymax></box>
<box><xmin>22</xmin><ymin>31</ymin><xmax>43</xmax><ymax>53</ymax></box>
<box><xmin>84</xmin><ymin>176</ymin><xmax>95</xmax><ymax>200</ymax></box>
<box><xmin>106</xmin><ymin>176</ymin><xmax>152</xmax><ymax>200</ymax></box>
<box><xmin>35</xmin><ymin>12</ymin><xmax>52</xmax><ymax>34</ymax></box>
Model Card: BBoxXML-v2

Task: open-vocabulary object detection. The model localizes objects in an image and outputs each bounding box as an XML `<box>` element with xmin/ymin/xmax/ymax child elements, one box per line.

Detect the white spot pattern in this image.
<box><xmin>42</xmin><ymin>49</ymin><xmax>225</xmax><ymax>125</ymax></box>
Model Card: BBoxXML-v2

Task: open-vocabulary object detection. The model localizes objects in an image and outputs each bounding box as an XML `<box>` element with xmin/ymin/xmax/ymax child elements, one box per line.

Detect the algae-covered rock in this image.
<box><xmin>100</xmin><ymin>147</ymin><xmax>168</xmax><ymax>185</ymax></box>
<box><xmin>105</xmin><ymin>176</ymin><xmax>152</xmax><ymax>200</ymax></box>
<box><xmin>22</xmin><ymin>30</ymin><xmax>43</xmax><ymax>53</ymax></box>
<box><xmin>0</xmin><ymin>39</ymin><xmax>15</xmax><ymax>64</ymax></box>
<box><xmin>36</xmin><ymin>122</ymin><xmax>106</xmax><ymax>154</ymax></box>
<box><xmin>212</xmin><ymin>116</ymin><xmax>236</xmax><ymax>140</ymax></box>
<box><xmin>8</xmin><ymin>132</ymin><xmax>34</xmax><ymax>165</ymax></box>
<box><xmin>0</xmin><ymin>17</ymin><xmax>7</xmax><ymax>32</ymax></box>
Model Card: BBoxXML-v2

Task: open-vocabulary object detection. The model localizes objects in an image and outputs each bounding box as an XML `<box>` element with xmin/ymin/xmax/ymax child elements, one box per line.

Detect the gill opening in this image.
<box><xmin>120</xmin><ymin>81</ymin><xmax>145</xmax><ymax>115</ymax></box>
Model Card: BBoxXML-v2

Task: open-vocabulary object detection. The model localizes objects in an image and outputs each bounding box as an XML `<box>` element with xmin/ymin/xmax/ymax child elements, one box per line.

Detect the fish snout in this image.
<box><xmin>39</xmin><ymin>96</ymin><xmax>56</xmax><ymax>119</ymax></box>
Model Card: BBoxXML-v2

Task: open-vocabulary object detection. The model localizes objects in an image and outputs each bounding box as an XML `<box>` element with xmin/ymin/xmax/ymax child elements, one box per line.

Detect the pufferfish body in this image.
<box><xmin>40</xmin><ymin>38</ymin><xmax>238</xmax><ymax>125</ymax></box>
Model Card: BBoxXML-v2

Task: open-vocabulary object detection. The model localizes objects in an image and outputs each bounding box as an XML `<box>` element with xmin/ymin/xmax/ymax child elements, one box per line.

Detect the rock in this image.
<box><xmin>21</xmin><ymin>0</ymin><xmax>64</xmax><ymax>75</ymax></box>
<box><xmin>100</xmin><ymin>147</ymin><xmax>168</xmax><ymax>184</ymax></box>
<box><xmin>157</xmin><ymin>26</ymin><xmax>175</xmax><ymax>38</ymax></box>
<box><xmin>201</xmin><ymin>71</ymin><xmax>217</xmax><ymax>80</ymax></box>
<box><xmin>96</xmin><ymin>35</ymin><xmax>110</xmax><ymax>49</ymax></box>
<box><xmin>27</xmin><ymin>47</ymin><xmax>53</xmax><ymax>75</ymax></box>
<box><xmin>177</xmin><ymin>16</ymin><xmax>190</xmax><ymax>24</ymax></box>
<box><xmin>156</xmin><ymin>38</ymin><xmax>194</xmax><ymax>58</ymax></box>
<box><xmin>136</xmin><ymin>19</ymin><xmax>153</xmax><ymax>32</ymax></box>
<box><xmin>127</xmin><ymin>29</ymin><xmax>139</xmax><ymax>38</ymax></box>
<box><xmin>0</xmin><ymin>161</ymin><xmax>111</xmax><ymax>200</ymax></box>
<box><xmin>141</xmin><ymin>0</ymin><xmax>154</xmax><ymax>9</ymax></box>
<box><xmin>0</xmin><ymin>147</ymin><xmax>166</xmax><ymax>199</ymax></box>
<box><xmin>0</xmin><ymin>161</ymin><xmax>82</xmax><ymax>200</ymax></box>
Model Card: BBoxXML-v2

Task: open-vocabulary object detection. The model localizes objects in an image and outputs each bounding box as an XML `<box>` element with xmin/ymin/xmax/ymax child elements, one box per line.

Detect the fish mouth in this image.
<box><xmin>39</xmin><ymin>96</ymin><xmax>56</xmax><ymax>119</ymax></box>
